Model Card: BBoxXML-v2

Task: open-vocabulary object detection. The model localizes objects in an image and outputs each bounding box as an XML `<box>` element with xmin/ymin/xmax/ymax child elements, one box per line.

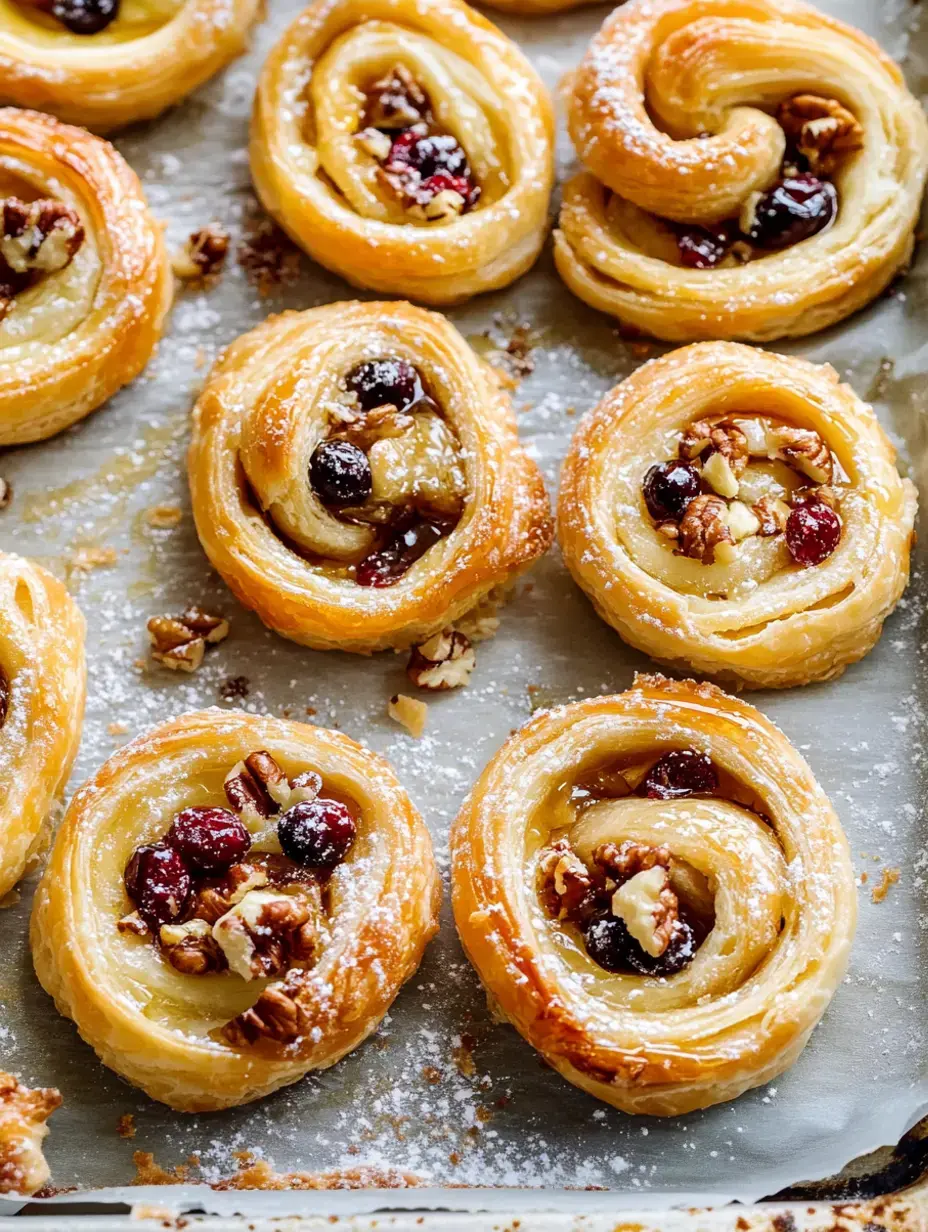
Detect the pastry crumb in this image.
<box><xmin>107</xmin><ymin>722</ymin><xmax>128</xmax><ymax>737</ymax></box>
<box><xmin>388</xmin><ymin>693</ymin><xmax>428</xmax><ymax>738</ymax></box>
<box><xmin>145</xmin><ymin>504</ymin><xmax>182</xmax><ymax>529</ymax></box>
<box><xmin>871</xmin><ymin>866</ymin><xmax>900</xmax><ymax>904</ymax></box>
<box><xmin>68</xmin><ymin>545</ymin><xmax>118</xmax><ymax>575</ymax></box>
<box><xmin>117</xmin><ymin>1114</ymin><xmax>135</xmax><ymax>1140</ymax></box>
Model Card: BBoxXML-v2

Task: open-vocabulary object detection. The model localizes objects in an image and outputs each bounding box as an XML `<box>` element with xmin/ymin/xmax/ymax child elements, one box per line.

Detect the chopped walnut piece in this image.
<box><xmin>356</xmin><ymin>127</ymin><xmax>393</xmax><ymax>162</ymax></box>
<box><xmin>172</xmin><ymin>224</ymin><xmax>229</xmax><ymax>284</ymax></box>
<box><xmin>611</xmin><ymin>865</ymin><xmax>679</xmax><ymax>958</ymax></box>
<box><xmin>224</xmin><ymin>981</ymin><xmax>303</xmax><ymax>1046</ymax></box>
<box><xmin>423</xmin><ymin>189</ymin><xmax>466</xmax><ymax>221</ymax></box>
<box><xmin>367</xmin><ymin>64</ymin><xmax>430</xmax><ymax>129</ymax></box>
<box><xmin>680</xmin><ymin>421</ymin><xmax>748</xmax><ymax>479</ymax></box>
<box><xmin>224</xmin><ymin>752</ymin><xmax>320</xmax><ymax>837</ymax></box>
<box><xmin>777</xmin><ymin>94</ymin><xmax>864</xmax><ymax>175</ymax></box>
<box><xmin>388</xmin><ymin>693</ymin><xmax>428</xmax><ymax>737</ymax></box>
<box><xmin>341</xmin><ymin>404</ymin><xmax>415</xmax><ymax>451</ymax></box>
<box><xmin>159</xmin><ymin>918</ymin><xmax>227</xmax><ymax>975</ymax></box>
<box><xmin>766</xmin><ymin>424</ymin><xmax>833</xmax><ymax>484</ymax></box>
<box><xmin>753</xmin><ymin>495</ymin><xmax>789</xmax><ymax>536</ymax></box>
<box><xmin>407</xmin><ymin>629</ymin><xmax>475</xmax><ymax>691</ymax></box>
<box><xmin>147</xmin><ymin>605</ymin><xmax>229</xmax><ymax>673</ymax></box>
<box><xmin>594</xmin><ymin>840</ymin><xmax>671</xmax><ymax>883</ymax></box>
<box><xmin>212</xmin><ymin>889</ymin><xmax>312</xmax><ymax>981</ymax></box>
<box><xmin>0</xmin><ymin>197</ymin><xmax>83</xmax><ymax>280</ymax></box>
<box><xmin>538</xmin><ymin>838</ymin><xmax>594</xmax><ymax>920</ymax></box>
<box><xmin>677</xmin><ymin>494</ymin><xmax>736</xmax><ymax>564</ymax></box>
<box><xmin>116</xmin><ymin>910</ymin><xmax>149</xmax><ymax>937</ymax></box>
<box><xmin>0</xmin><ymin>1072</ymin><xmax>60</xmax><ymax>1196</ymax></box>
<box><xmin>190</xmin><ymin>862</ymin><xmax>270</xmax><ymax>924</ymax></box>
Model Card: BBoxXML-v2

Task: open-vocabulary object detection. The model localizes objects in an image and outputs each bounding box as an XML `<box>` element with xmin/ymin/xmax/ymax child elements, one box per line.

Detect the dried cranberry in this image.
<box><xmin>124</xmin><ymin>843</ymin><xmax>191</xmax><ymax>931</ymax></box>
<box><xmin>640</xmin><ymin>750</ymin><xmax>718</xmax><ymax>799</ymax></box>
<box><xmin>49</xmin><ymin>0</ymin><xmax>119</xmax><ymax>33</ymax></box>
<box><xmin>583</xmin><ymin>914</ymin><xmax>697</xmax><ymax>976</ymax></box>
<box><xmin>309</xmin><ymin>439</ymin><xmax>373</xmax><ymax>507</ymax></box>
<box><xmin>387</xmin><ymin>129</ymin><xmax>470</xmax><ymax>180</ymax></box>
<box><xmin>278</xmin><ymin>799</ymin><xmax>356</xmax><ymax>868</ymax></box>
<box><xmin>355</xmin><ymin>513</ymin><xmax>450</xmax><ymax>587</ymax></box>
<box><xmin>165</xmin><ymin>806</ymin><xmax>251</xmax><ymax>873</ymax></box>
<box><xmin>642</xmin><ymin>460</ymin><xmax>701</xmax><ymax>522</ymax></box>
<box><xmin>744</xmin><ymin>174</ymin><xmax>837</xmax><ymax>250</ymax></box>
<box><xmin>346</xmin><ymin>358</ymin><xmax>419</xmax><ymax>412</ymax></box>
<box><xmin>676</xmin><ymin>222</ymin><xmax>735</xmax><ymax>270</ymax></box>
<box><xmin>785</xmin><ymin>498</ymin><xmax>841</xmax><ymax>566</ymax></box>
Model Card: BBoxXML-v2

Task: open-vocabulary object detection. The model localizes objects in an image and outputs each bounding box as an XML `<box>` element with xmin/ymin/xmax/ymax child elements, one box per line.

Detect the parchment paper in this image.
<box><xmin>0</xmin><ymin>0</ymin><xmax>926</xmax><ymax>1211</ymax></box>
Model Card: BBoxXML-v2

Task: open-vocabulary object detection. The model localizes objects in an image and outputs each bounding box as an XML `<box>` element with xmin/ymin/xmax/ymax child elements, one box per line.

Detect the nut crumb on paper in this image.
<box><xmin>871</xmin><ymin>866</ymin><xmax>900</xmax><ymax>904</ymax></box>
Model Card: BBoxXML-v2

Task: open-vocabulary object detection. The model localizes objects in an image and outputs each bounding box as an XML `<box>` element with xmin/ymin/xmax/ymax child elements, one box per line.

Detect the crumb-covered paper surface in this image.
<box><xmin>0</xmin><ymin>0</ymin><xmax>926</xmax><ymax>1211</ymax></box>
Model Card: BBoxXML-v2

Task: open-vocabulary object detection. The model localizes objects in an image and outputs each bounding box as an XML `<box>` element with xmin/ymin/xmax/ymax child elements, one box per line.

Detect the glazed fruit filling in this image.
<box><xmin>19</xmin><ymin>0</ymin><xmax>118</xmax><ymax>34</ymax></box>
<box><xmin>355</xmin><ymin>64</ymin><xmax>481</xmax><ymax>221</ymax></box>
<box><xmin>672</xmin><ymin>94</ymin><xmax>862</xmax><ymax>268</ymax></box>
<box><xmin>538</xmin><ymin>750</ymin><xmax>721</xmax><ymax>977</ymax></box>
<box><xmin>119</xmin><ymin>750</ymin><xmax>357</xmax><ymax>982</ymax></box>
<box><xmin>641</xmin><ymin>413</ymin><xmax>844</xmax><ymax>568</ymax></box>
<box><xmin>309</xmin><ymin>356</ymin><xmax>465</xmax><ymax>586</ymax></box>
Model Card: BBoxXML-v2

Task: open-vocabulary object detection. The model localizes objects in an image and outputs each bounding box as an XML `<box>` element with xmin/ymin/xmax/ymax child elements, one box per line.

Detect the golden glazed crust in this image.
<box><xmin>554</xmin><ymin>0</ymin><xmax>928</xmax><ymax>342</ymax></box>
<box><xmin>557</xmin><ymin>343</ymin><xmax>916</xmax><ymax>690</ymax></box>
<box><xmin>0</xmin><ymin>1071</ymin><xmax>60</xmax><ymax>1195</ymax></box>
<box><xmin>188</xmin><ymin>300</ymin><xmax>553</xmax><ymax>654</ymax></box>
<box><xmin>250</xmin><ymin>0</ymin><xmax>554</xmax><ymax>305</ymax></box>
<box><xmin>0</xmin><ymin>553</ymin><xmax>85</xmax><ymax>900</ymax></box>
<box><xmin>451</xmin><ymin>675</ymin><xmax>857</xmax><ymax>1117</ymax></box>
<box><xmin>31</xmin><ymin>709</ymin><xmax>441</xmax><ymax>1112</ymax></box>
<box><xmin>0</xmin><ymin>109</ymin><xmax>172</xmax><ymax>446</ymax></box>
<box><xmin>0</xmin><ymin>0</ymin><xmax>261</xmax><ymax>133</ymax></box>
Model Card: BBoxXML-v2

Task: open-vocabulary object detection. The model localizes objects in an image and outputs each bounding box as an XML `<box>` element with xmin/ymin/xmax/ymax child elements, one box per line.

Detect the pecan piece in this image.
<box><xmin>406</xmin><ymin>628</ymin><xmax>475</xmax><ymax>691</ymax></box>
<box><xmin>159</xmin><ymin>919</ymin><xmax>227</xmax><ymax>975</ymax></box>
<box><xmin>224</xmin><ymin>981</ymin><xmax>303</xmax><ymax>1047</ymax></box>
<box><xmin>679</xmin><ymin>420</ymin><xmax>749</xmax><ymax>478</ymax></box>
<box><xmin>190</xmin><ymin>862</ymin><xmax>270</xmax><ymax>924</ymax></box>
<box><xmin>0</xmin><ymin>197</ymin><xmax>83</xmax><ymax>277</ymax></box>
<box><xmin>538</xmin><ymin>837</ymin><xmax>595</xmax><ymax>920</ymax></box>
<box><xmin>172</xmin><ymin>224</ymin><xmax>229</xmax><ymax>284</ymax></box>
<box><xmin>147</xmin><ymin>606</ymin><xmax>229</xmax><ymax>673</ymax></box>
<box><xmin>224</xmin><ymin>752</ymin><xmax>321</xmax><ymax>831</ymax></box>
<box><xmin>753</xmin><ymin>495</ymin><xmax>789</xmax><ymax>536</ymax></box>
<box><xmin>766</xmin><ymin>424</ymin><xmax>833</xmax><ymax>484</ymax></box>
<box><xmin>594</xmin><ymin>840</ymin><xmax>671</xmax><ymax>883</ymax></box>
<box><xmin>212</xmin><ymin>889</ymin><xmax>312</xmax><ymax>981</ymax></box>
<box><xmin>777</xmin><ymin>94</ymin><xmax>864</xmax><ymax>175</ymax></box>
<box><xmin>677</xmin><ymin>494</ymin><xmax>736</xmax><ymax>564</ymax></box>
<box><xmin>366</xmin><ymin>64</ymin><xmax>430</xmax><ymax>130</ymax></box>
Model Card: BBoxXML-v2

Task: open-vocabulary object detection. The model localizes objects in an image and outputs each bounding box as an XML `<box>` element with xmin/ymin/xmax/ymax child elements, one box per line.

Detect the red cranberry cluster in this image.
<box><xmin>675</xmin><ymin>173</ymin><xmax>837</xmax><ymax>270</ymax></box>
<box><xmin>123</xmin><ymin>793</ymin><xmax>356</xmax><ymax>934</ymax></box>
<box><xmin>384</xmin><ymin>125</ymin><xmax>480</xmax><ymax>212</ymax></box>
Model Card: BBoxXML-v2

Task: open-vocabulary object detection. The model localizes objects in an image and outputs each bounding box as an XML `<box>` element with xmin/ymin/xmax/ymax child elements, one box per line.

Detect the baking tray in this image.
<box><xmin>0</xmin><ymin>0</ymin><xmax>927</xmax><ymax>1218</ymax></box>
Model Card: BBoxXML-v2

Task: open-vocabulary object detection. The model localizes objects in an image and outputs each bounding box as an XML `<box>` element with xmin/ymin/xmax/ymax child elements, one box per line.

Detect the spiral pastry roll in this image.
<box><xmin>250</xmin><ymin>0</ymin><xmax>554</xmax><ymax>305</ymax></box>
<box><xmin>31</xmin><ymin>710</ymin><xmax>440</xmax><ymax>1112</ymax></box>
<box><xmin>554</xmin><ymin>0</ymin><xmax>928</xmax><ymax>342</ymax></box>
<box><xmin>0</xmin><ymin>553</ymin><xmax>85</xmax><ymax>901</ymax></box>
<box><xmin>0</xmin><ymin>110</ymin><xmax>171</xmax><ymax>446</ymax></box>
<box><xmin>558</xmin><ymin>343</ymin><xmax>915</xmax><ymax>690</ymax></box>
<box><xmin>0</xmin><ymin>0</ymin><xmax>260</xmax><ymax>132</ymax></box>
<box><xmin>452</xmin><ymin>674</ymin><xmax>856</xmax><ymax>1116</ymax></box>
<box><xmin>189</xmin><ymin>301</ymin><xmax>553</xmax><ymax>654</ymax></box>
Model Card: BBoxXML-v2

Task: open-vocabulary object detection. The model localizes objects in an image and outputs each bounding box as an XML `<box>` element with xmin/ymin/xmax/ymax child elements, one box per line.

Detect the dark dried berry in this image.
<box><xmin>165</xmin><ymin>806</ymin><xmax>251</xmax><ymax>873</ymax></box>
<box><xmin>642</xmin><ymin>460</ymin><xmax>701</xmax><ymax>522</ymax></box>
<box><xmin>386</xmin><ymin>129</ymin><xmax>470</xmax><ymax>181</ymax></box>
<box><xmin>355</xmin><ymin>514</ymin><xmax>450</xmax><ymax>587</ymax></box>
<box><xmin>745</xmin><ymin>174</ymin><xmax>837</xmax><ymax>250</ymax></box>
<box><xmin>50</xmin><ymin>0</ymin><xmax>119</xmax><ymax>33</ymax></box>
<box><xmin>309</xmin><ymin>439</ymin><xmax>373</xmax><ymax>507</ymax></box>
<box><xmin>785</xmin><ymin>499</ymin><xmax>841</xmax><ymax>566</ymax></box>
<box><xmin>346</xmin><ymin>357</ymin><xmax>419</xmax><ymax>412</ymax></box>
<box><xmin>278</xmin><ymin>799</ymin><xmax>357</xmax><ymax>868</ymax></box>
<box><xmin>583</xmin><ymin>914</ymin><xmax>697</xmax><ymax>977</ymax></box>
<box><xmin>640</xmin><ymin>750</ymin><xmax>718</xmax><ymax>800</ymax></box>
<box><xmin>124</xmin><ymin>843</ymin><xmax>191</xmax><ymax>931</ymax></box>
<box><xmin>676</xmin><ymin>222</ymin><xmax>735</xmax><ymax>269</ymax></box>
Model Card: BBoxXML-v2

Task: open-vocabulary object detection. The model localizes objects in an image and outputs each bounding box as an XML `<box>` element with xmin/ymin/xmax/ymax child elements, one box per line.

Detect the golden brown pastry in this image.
<box><xmin>0</xmin><ymin>552</ymin><xmax>85</xmax><ymax>900</ymax></box>
<box><xmin>250</xmin><ymin>0</ymin><xmax>554</xmax><ymax>305</ymax></box>
<box><xmin>451</xmin><ymin>674</ymin><xmax>857</xmax><ymax>1116</ymax></box>
<box><xmin>31</xmin><ymin>710</ymin><xmax>440</xmax><ymax>1112</ymax></box>
<box><xmin>557</xmin><ymin>343</ymin><xmax>916</xmax><ymax>690</ymax></box>
<box><xmin>189</xmin><ymin>300</ymin><xmax>553</xmax><ymax>654</ymax></box>
<box><xmin>555</xmin><ymin>0</ymin><xmax>928</xmax><ymax>342</ymax></box>
<box><xmin>0</xmin><ymin>109</ymin><xmax>172</xmax><ymax>446</ymax></box>
<box><xmin>0</xmin><ymin>0</ymin><xmax>260</xmax><ymax>132</ymax></box>
<box><xmin>0</xmin><ymin>1072</ymin><xmax>60</xmax><ymax>1195</ymax></box>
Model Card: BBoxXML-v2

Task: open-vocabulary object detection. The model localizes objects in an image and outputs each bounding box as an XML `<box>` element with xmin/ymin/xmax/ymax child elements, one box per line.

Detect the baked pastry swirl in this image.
<box><xmin>558</xmin><ymin>343</ymin><xmax>916</xmax><ymax>690</ymax></box>
<box><xmin>250</xmin><ymin>0</ymin><xmax>554</xmax><ymax>305</ymax></box>
<box><xmin>0</xmin><ymin>553</ymin><xmax>85</xmax><ymax>900</ymax></box>
<box><xmin>0</xmin><ymin>109</ymin><xmax>171</xmax><ymax>446</ymax></box>
<box><xmin>31</xmin><ymin>710</ymin><xmax>440</xmax><ymax>1112</ymax></box>
<box><xmin>0</xmin><ymin>0</ymin><xmax>260</xmax><ymax>132</ymax></box>
<box><xmin>189</xmin><ymin>301</ymin><xmax>553</xmax><ymax>654</ymax></box>
<box><xmin>451</xmin><ymin>674</ymin><xmax>856</xmax><ymax>1116</ymax></box>
<box><xmin>554</xmin><ymin>0</ymin><xmax>928</xmax><ymax>342</ymax></box>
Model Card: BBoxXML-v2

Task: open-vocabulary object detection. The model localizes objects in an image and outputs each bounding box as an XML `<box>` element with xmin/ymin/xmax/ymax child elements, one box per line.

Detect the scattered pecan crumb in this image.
<box><xmin>388</xmin><ymin>693</ymin><xmax>428</xmax><ymax>737</ymax></box>
<box><xmin>777</xmin><ymin>94</ymin><xmax>864</xmax><ymax>175</ymax></box>
<box><xmin>172</xmin><ymin>224</ymin><xmax>229</xmax><ymax>285</ymax></box>
<box><xmin>871</xmin><ymin>866</ymin><xmax>900</xmax><ymax>904</ymax></box>
<box><xmin>238</xmin><ymin>212</ymin><xmax>301</xmax><ymax>294</ymax></box>
<box><xmin>145</xmin><ymin>504</ymin><xmax>182</xmax><ymax>529</ymax></box>
<box><xmin>406</xmin><ymin>628</ymin><xmax>475</xmax><ymax>690</ymax></box>
<box><xmin>147</xmin><ymin>605</ymin><xmax>229</xmax><ymax>673</ymax></box>
<box><xmin>452</xmin><ymin>1033</ymin><xmax>476</xmax><ymax>1079</ymax></box>
<box><xmin>220</xmin><ymin>675</ymin><xmax>250</xmax><ymax>701</ymax></box>
<box><xmin>117</xmin><ymin>1114</ymin><xmax>135</xmax><ymax>1140</ymax></box>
